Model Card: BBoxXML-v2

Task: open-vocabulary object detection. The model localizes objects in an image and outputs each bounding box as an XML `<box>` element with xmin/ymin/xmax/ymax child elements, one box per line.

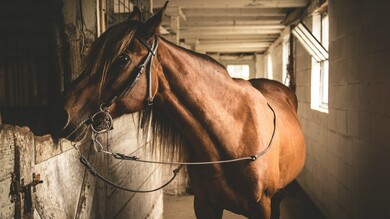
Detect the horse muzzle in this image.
<box><xmin>49</xmin><ymin>107</ymin><xmax>89</xmax><ymax>142</ymax></box>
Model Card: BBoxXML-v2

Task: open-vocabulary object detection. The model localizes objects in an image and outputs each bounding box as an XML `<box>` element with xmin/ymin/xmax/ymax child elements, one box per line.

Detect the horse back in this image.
<box><xmin>248</xmin><ymin>78</ymin><xmax>305</xmax><ymax>187</ymax></box>
<box><xmin>248</xmin><ymin>78</ymin><xmax>298</xmax><ymax>113</ymax></box>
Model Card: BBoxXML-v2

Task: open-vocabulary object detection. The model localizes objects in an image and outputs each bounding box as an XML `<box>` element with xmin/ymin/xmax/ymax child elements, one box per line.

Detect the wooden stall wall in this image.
<box><xmin>0</xmin><ymin>115</ymin><xmax>163</xmax><ymax>219</ymax></box>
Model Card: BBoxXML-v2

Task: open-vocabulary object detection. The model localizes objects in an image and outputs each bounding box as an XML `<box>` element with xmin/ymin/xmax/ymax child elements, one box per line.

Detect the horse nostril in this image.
<box><xmin>49</xmin><ymin>108</ymin><xmax>70</xmax><ymax>137</ymax></box>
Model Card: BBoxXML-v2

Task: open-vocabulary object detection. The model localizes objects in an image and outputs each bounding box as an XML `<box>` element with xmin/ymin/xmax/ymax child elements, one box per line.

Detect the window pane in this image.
<box><xmin>311</xmin><ymin>12</ymin><xmax>329</xmax><ymax>113</ymax></box>
<box><xmin>227</xmin><ymin>65</ymin><xmax>250</xmax><ymax>80</ymax></box>
<box><xmin>322</xmin><ymin>13</ymin><xmax>329</xmax><ymax>50</ymax></box>
<box><xmin>267</xmin><ymin>55</ymin><xmax>273</xmax><ymax>79</ymax></box>
<box><xmin>321</xmin><ymin>60</ymin><xmax>329</xmax><ymax>105</ymax></box>
<box><xmin>282</xmin><ymin>39</ymin><xmax>290</xmax><ymax>86</ymax></box>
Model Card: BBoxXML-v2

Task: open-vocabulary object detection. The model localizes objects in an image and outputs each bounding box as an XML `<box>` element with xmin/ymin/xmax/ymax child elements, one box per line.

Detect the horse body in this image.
<box><xmin>155</xmin><ymin>38</ymin><xmax>299</xmax><ymax>218</ymax></box>
<box><xmin>51</xmin><ymin>5</ymin><xmax>305</xmax><ymax>219</ymax></box>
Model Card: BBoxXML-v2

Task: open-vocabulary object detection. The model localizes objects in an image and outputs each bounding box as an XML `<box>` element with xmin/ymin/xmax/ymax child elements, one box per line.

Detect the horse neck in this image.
<box><xmin>154</xmin><ymin>38</ymin><xmax>269</xmax><ymax>161</ymax></box>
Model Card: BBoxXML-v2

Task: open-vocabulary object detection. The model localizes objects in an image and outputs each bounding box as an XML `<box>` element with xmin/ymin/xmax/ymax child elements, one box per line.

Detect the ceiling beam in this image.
<box><xmin>182</xmin><ymin>8</ymin><xmax>287</xmax><ymax>17</ymax></box>
<box><xmin>198</xmin><ymin>39</ymin><xmax>275</xmax><ymax>44</ymax></box>
<box><xmin>198</xmin><ymin>45</ymin><xmax>268</xmax><ymax>53</ymax></box>
<box><xmin>197</xmin><ymin>42</ymin><xmax>271</xmax><ymax>50</ymax></box>
<box><xmin>154</xmin><ymin>0</ymin><xmax>308</xmax><ymax>8</ymax></box>
<box><xmin>181</xmin><ymin>25</ymin><xmax>285</xmax><ymax>31</ymax></box>
<box><xmin>180</xmin><ymin>17</ymin><xmax>285</xmax><ymax>27</ymax></box>
<box><xmin>179</xmin><ymin>24</ymin><xmax>284</xmax><ymax>38</ymax></box>
<box><xmin>182</xmin><ymin>34</ymin><xmax>280</xmax><ymax>41</ymax></box>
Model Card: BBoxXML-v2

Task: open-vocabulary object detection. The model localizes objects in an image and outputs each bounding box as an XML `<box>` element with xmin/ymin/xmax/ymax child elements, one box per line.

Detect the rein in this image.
<box><xmin>95</xmin><ymin>103</ymin><xmax>276</xmax><ymax>165</ymax></box>
<box><xmin>74</xmin><ymin>35</ymin><xmax>277</xmax><ymax>193</ymax></box>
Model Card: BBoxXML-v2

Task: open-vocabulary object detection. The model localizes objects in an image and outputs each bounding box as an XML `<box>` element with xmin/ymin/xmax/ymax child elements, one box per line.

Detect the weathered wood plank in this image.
<box><xmin>1</xmin><ymin>122</ymin><xmax>163</xmax><ymax>219</ymax></box>
<box><xmin>34</xmin><ymin>148</ymin><xmax>86</xmax><ymax>218</ymax></box>
<box><xmin>34</xmin><ymin>135</ymin><xmax>72</xmax><ymax>164</ymax></box>
<box><xmin>0</xmin><ymin>125</ymin><xmax>16</xmax><ymax>219</ymax></box>
<box><xmin>14</xmin><ymin>126</ymin><xmax>35</xmax><ymax>218</ymax></box>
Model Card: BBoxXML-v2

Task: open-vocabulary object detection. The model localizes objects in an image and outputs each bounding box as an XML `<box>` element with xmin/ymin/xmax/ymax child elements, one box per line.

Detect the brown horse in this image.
<box><xmin>51</xmin><ymin>4</ymin><xmax>305</xmax><ymax>219</ymax></box>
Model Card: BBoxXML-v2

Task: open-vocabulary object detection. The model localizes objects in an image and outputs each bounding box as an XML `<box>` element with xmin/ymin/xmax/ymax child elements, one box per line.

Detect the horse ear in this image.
<box><xmin>127</xmin><ymin>6</ymin><xmax>142</xmax><ymax>22</ymax></box>
<box><xmin>139</xmin><ymin>1</ymin><xmax>168</xmax><ymax>38</ymax></box>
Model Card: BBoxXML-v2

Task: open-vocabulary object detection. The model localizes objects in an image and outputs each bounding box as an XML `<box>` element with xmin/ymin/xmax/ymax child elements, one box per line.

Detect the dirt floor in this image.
<box><xmin>163</xmin><ymin>181</ymin><xmax>326</xmax><ymax>219</ymax></box>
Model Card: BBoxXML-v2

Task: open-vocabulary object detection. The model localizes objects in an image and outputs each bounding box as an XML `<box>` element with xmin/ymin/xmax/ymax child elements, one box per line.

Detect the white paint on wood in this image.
<box><xmin>0</xmin><ymin>117</ymin><xmax>164</xmax><ymax>218</ymax></box>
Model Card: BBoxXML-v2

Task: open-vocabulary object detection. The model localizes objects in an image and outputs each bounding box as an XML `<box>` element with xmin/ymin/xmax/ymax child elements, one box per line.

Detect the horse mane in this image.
<box><xmin>138</xmin><ymin>109</ymin><xmax>189</xmax><ymax>162</ymax></box>
<box><xmin>84</xmin><ymin>21</ymin><xmax>228</xmax><ymax>162</ymax></box>
<box><xmin>139</xmin><ymin>37</ymin><xmax>232</xmax><ymax>162</ymax></box>
<box><xmin>159</xmin><ymin>37</ymin><xmax>227</xmax><ymax>72</ymax></box>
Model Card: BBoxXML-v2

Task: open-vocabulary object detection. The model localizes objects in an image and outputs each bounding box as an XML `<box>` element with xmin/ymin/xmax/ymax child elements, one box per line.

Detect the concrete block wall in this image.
<box><xmin>292</xmin><ymin>0</ymin><xmax>390</xmax><ymax>218</ymax></box>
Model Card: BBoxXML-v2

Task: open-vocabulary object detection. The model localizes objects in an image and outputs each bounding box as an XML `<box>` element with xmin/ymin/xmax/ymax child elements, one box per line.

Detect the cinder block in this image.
<box><xmin>331</xmin><ymin>85</ymin><xmax>352</xmax><ymax>110</ymax></box>
<box><xmin>326</xmin><ymin>153</ymin><xmax>340</xmax><ymax>180</ymax></box>
<box><xmin>338</xmin><ymin>161</ymin><xmax>353</xmax><ymax>191</ymax></box>
<box><xmin>358</xmin><ymin>112</ymin><xmax>375</xmax><ymax>143</ymax></box>
<box><xmin>331</xmin><ymin>60</ymin><xmax>349</xmax><ymax>85</ymax></box>
<box><xmin>328</xmin><ymin>108</ymin><xmax>337</xmax><ymax>131</ymax></box>
<box><xmin>373</xmin><ymin>115</ymin><xmax>390</xmax><ymax>149</ymax></box>
<box><xmin>347</xmin><ymin>110</ymin><xmax>359</xmax><ymax>138</ymax></box>
<box><xmin>335</xmin><ymin>109</ymin><xmax>348</xmax><ymax>135</ymax></box>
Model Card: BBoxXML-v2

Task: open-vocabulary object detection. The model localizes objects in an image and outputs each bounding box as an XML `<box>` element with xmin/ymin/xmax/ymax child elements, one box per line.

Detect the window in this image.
<box><xmin>311</xmin><ymin>12</ymin><xmax>329</xmax><ymax>113</ymax></box>
<box><xmin>267</xmin><ymin>55</ymin><xmax>273</xmax><ymax>79</ymax></box>
<box><xmin>282</xmin><ymin>38</ymin><xmax>290</xmax><ymax>86</ymax></box>
<box><xmin>99</xmin><ymin>0</ymin><xmax>136</xmax><ymax>35</ymax></box>
<box><xmin>227</xmin><ymin>64</ymin><xmax>250</xmax><ymax>79</ymax></box>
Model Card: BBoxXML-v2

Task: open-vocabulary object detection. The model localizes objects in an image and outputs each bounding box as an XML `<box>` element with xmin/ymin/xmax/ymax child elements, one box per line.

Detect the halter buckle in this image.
<box><xmin>147</xmin><ymin>97</ymin><xmax>154</xmax><ymax>106</ymax></box>
<box><xmin>90</xmin><ymin>107</ymin><xmax>113</xmax><ymax>134</ymax></box>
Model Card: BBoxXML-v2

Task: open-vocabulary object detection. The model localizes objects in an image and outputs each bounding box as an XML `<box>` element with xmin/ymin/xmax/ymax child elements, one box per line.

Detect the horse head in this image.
<box><xmin>51</xmin><ymin>3</ymin><xmax>167</xmax><ymax>141</ymax></box>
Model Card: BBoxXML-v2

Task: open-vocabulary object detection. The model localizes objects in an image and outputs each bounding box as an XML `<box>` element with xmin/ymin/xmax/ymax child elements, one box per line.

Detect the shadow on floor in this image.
<box><xmin>163</xmin><ymin>181</ymin><xmax>326</xmax><ymax>219</ymax></box>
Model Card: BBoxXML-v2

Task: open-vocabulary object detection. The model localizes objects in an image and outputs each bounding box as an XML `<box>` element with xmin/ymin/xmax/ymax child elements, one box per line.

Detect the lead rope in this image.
<box><xmin>72</xmin><ymin>103</ymin><xmax>275</xmax><ymax>193</ymax></box>
<box><xmin>108</xmin><ymin>103</ymin><xmax>276</xmax><ymax>165</ymax></box>
<box><xmin>73</xmin><ymin>103</ymin><xmax>276</xmax><ymax>193</ymax></box>
<box><xmin>73</xmin><ymin>33</ymin><xmax>276</xmax><ymax>192</ymax></box>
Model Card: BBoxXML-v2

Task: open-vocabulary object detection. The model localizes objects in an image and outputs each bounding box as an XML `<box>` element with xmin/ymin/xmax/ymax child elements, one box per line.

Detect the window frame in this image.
<box><xmin>311</xmin><ymin>11</ymin><xmax>329</xmax><ymax>113</ymax></box>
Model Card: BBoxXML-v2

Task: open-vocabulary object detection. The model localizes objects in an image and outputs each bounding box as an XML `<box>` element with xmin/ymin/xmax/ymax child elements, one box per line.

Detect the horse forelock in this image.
<box><xmin>82</xmin><ymin>21</ymin><xmax>142</xmax><ymax>103</ymax></box>
<box><xmin>83</xmin><ymin>21</ymin><xmax>187</xmax><ymax>162</ymax></box>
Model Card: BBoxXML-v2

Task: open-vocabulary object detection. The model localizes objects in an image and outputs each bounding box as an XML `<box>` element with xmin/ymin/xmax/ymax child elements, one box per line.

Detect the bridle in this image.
<box><xmin>88</xmin><ymin>34</ymin><xmax>159</xmax><ymax>132</ymax></box>
<box><xmin>72</xmin><ymin>34</ymin><xmax>277</xmax><ymax>193</ymax></box>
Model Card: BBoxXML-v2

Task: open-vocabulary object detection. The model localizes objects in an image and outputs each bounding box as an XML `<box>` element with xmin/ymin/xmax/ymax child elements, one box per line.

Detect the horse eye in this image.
<box><xmin>117</xmin><ymin>54</ymin><xmax>131</xmax><ymax>66</ymax></box>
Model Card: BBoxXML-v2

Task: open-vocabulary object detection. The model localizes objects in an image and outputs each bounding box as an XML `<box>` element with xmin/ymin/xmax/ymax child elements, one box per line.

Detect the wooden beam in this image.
<box><xmin>182</xmin><ymin>8</ymin><xmax>287</xmax><ymax>17</ymax></box>
<box><xmin>201</xmin><ymin>46</ymin><xmax>268</xmax><ymax>53</ymax></box>
<box><xmin>154</xmin><ymin>0</ymin><xmax>308</xmax><ymax>8</ymax></box>
<box><xmin>182</xmin><ymin>25</ymin><xmax>285</xmax><ymax>31</ymax></box>
<box><xmin>180</xmin><ymin>29</ymin><xmax>282</xmax><ymax>38</ymax></box>
<box><xmin>183</xmin><ymin>34</ymin><xmax>280</xmax><ymax>41</ymax></box>
<box><xmin>179</xmin><ymin>16</ymin><xmax>285</xmax><ymax>27</ymax></box>
<box><xmin>199</xmin><ymin>39</ymin><xmax>275</xmax><ymax>44</ymax></box>
<box><xmin>197</xmin><ymin>42</ymin><xmax>271</xmax><ymax>51</ymax></box>
<box><xmin>179</xmin><ymin>24</ymin><xmax>283</xmax><ymax>38</ymax></box>
<box><xmin>165</xmin><ymin>6</ymin><xmax>187</xmax><ymax>20</ymax></box>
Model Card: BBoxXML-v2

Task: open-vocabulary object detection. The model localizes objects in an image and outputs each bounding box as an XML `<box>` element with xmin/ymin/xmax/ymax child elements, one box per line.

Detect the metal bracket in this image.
<box><xmin>22</xmin><ymin>173</ymin><xmax>43</xmax><ymax>213</ymax></box>
<box><xmin>10</xmin><ymin>173</ymin><xmax>43</xmax><ymax>213</ymax></box>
